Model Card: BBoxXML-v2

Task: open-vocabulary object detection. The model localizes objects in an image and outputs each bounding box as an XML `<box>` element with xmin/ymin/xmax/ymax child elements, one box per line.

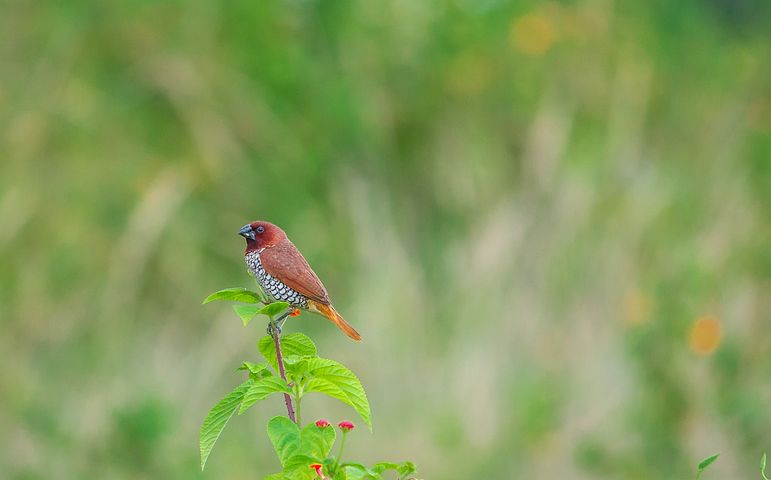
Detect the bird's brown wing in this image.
<box><xmin>260</xmin><ymin>240</ymin><xmax>331</xmax><ymax>305</ymax></box>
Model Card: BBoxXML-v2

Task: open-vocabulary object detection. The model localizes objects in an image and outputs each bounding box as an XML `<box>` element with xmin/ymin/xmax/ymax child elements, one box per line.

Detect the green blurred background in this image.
<box><xmin>2</xmin><ymin>0</ymin><xmax>770</xmax><ymax>478</ymax></box>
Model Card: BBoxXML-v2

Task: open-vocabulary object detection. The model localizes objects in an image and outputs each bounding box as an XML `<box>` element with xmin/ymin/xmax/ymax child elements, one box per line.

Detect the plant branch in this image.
<box><xmin>269</xmin><ymin>315</ymin><xmax>296</xmax><ymax>424</ymax></box>
<box><xmin>333</xmin><ymin>431</ymin><xmax>348</xmax><ymax>473</ymax></box>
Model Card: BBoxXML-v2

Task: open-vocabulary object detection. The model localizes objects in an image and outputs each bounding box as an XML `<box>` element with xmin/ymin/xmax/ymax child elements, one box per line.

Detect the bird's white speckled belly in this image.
<box><xmin>245</xmin><ymin>251</ymin><xmax>308</xmax><ymax>308</ymax></box>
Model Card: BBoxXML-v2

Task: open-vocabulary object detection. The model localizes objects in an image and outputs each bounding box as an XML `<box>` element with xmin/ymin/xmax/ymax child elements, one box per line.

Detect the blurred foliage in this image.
<box><xmin>1</xmin><ymin>0</ymin><xmax>770</xmax><ymax>478</ymax></box>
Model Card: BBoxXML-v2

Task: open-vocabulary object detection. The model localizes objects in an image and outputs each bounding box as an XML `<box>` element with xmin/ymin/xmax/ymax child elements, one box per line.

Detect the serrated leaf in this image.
<box><xmin>268</xmin><ymin>418</ymin><xmax>302</xmax><ymax>467</ymax></box>
<box><xmin>299</xmin><ymin>422</ymin><xmax>336</xmax><ymax>459</ymax></box>
<box><xmin>239</xmin><ymin>376</ymin><xmax>292</xmax><ymax>414</ymax></box>
<box><xmin>304</xmin><ymin>377</ymin><xmax>346</xmax><ymax>401</ymax></box>
<box><xmin>302</xmin><ymin>358</ymin><xmax>371</xmax><ymax>429</ymax></box>
<box><xmin>238</xmin><ymin>361</ymin><xmax>270</xmax><ymax>375</ymax></box>
<box><xmin>268</xmin><ymin>416</ymin><xmax>303</xmax><ymax>467</ymax></box>
<box><xmin>698</xmin><ymin>453</ymin><xmax>719</xmax><ymax>470</ymax></box>
<box><xmin>259</xmin><ymin>333</ymin><xmax>318</xmax><ymax>371</ymax></box>
<box><xmin>203</xmin><ymin>287</ymin><xmax>263</xmax><ymax>304</ymax></box>
<box><xmin>266</xmin><ymin>416</ymin><xmax>337</xmax><ymax>473</ymax></box>
<box><xmin>234</xmin><ymin>305</ymin><xmax>263</xmax><ymax>326</ymax></box>
<box><xmin>200</xmin><ymin>380</ymin><xmax>252</xmax><ymax>470</ymax></box>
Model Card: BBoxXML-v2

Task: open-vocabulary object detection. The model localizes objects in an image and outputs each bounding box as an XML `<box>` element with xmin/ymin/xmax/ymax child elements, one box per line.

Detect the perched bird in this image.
<box><xmin>238</xmin><ymin>221</ymin><xmax>361</xmax><ymax>341</ymax></box>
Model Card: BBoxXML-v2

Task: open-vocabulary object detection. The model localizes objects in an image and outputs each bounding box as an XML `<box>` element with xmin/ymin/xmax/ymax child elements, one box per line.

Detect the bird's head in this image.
<box><xmin>238</xmin><ymin>221</ymin><xmax>286</xmax><ymax>251</ymax></box>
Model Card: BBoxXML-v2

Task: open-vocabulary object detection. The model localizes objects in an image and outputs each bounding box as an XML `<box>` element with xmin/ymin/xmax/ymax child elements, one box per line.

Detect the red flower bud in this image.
<box><xmin>290</xmin><ymin>308</ymin><xmax>301</xmax><ymax>317</ymax></box>
<box><xmin>309</xmin><ymin>463</ymin><xmax>325</xmax><ymax>478</ymax></box>
<box><xmin>338</xmin><ymin>420</ymin><xmax>355</xmax><ymax>432</ymax></box>
<box><xmin>315</xmin><ymin>419</ymin><xmax>331</xmax><ymax>428</ymax></box>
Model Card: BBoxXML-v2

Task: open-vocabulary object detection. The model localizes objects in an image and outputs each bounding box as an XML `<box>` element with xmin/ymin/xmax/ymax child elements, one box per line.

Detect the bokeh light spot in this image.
<box><xmin>510</xmin><ymin>13</ymin><xmax>556</xmax><ymax>56</ymax></box>
<box><xmin>688</xmin><ymin>316</ymin><xmax>722</xmax><ymax>356</ymax></box>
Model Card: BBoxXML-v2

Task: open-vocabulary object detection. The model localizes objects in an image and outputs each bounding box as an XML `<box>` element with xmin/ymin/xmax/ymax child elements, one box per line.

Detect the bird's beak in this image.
<box><xmin>238</xmin><ymin>224</ymin><xmax>255</xmax><ymax>240</ymax></box>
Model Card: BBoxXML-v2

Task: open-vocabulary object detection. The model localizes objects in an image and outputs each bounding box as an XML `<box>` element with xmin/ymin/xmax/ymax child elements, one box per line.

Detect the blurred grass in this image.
<box><xmin>1</xmin><ymin>0</ymin><xmax>770</xmax><ymax>478</ymax></box>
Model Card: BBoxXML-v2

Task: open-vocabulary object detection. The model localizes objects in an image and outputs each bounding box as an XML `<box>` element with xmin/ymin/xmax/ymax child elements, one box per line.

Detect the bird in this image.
<box><xmin>238</xmin><ymin>221</ymin><xmax>361</xmax><ymax>341</ymax></box>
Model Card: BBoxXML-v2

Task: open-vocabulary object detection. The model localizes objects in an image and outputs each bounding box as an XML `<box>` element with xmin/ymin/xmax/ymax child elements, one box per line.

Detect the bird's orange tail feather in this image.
<box><xmin>308</xmin><ymin>301</ymin><xmax>361</xmax><ymax>341</ymax></box>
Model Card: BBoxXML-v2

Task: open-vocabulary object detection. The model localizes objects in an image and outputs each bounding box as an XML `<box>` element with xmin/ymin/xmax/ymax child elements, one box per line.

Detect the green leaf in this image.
<box><xmin>698</xmin><ymin>453</ymin><xmax>719</xmax><ymax>471</ymax></box>
<box><xmin>364</xmin><ymin>461</ymin><xmax>413</xmax><ymax>478</ymax></box>
<box><xmin>238</xmin><ymin>361</ymin><xmax>271</xmax><ymax>375</ymax></box>
<box><xmin>259</xmin><ymin>301</ymin><xmax>292</xmax><ymax>318</ymax></box>
<box><xmin>259</xmin><ymin>333</ymin><xmax>318</xmax><ymax>371</ymax></box>
<box><xmin>234</xmin><ymin>302</ymin><xmax>293</xmax><ymax>326</ymax></box>
<box><xmin>324</xmin><ymin>458</ymin><xmax>337</xmax><ymax>477</ymax></box>
<box><xmin>234</xmin><ymin>305</ymin><xmax>263</xmax><ymax>326</ymax></box>
<box><xmin>266</xmin><ymin>470</ymin><xmax>316</xmax><ymax>480</ymax></box>
<box><xmin>304</xmin><ymin>377</ymin><xmax>345</xmax><ymax>400</ymax></box>
<box><xmin>371</xmin><ymin>462</ymin><xmax>399</xmax><ymax>473</ymax></box>
<box><xmin>239</xmin><ymin>376</ymin><xmax>292</xmax><ymax>414</ymax></box>
<box><xmin>343</xmin><ymin>464</ymin><xmax>380</xmax><ymax>480</ymax></box>
<box><xmin>396</xmin><ymin>461</ymin><xmax>416</xmax><ymax>477</ymax></box>
<box><xmin>299</xmin><ymin>422</ymin><xmax>336</xmax><ymax>459</ymax></box>
<box><xmin>302</xmin><ymin>358</ymin><xmax>371</xmax><ymax>429</ymax></box>
<box><xmin>264</xmin><ymin>473</ymin><xmax>287</xmax><ymax>480</ymax></box>
<box><xmin>284</xmin><ymin>356</ymin><xmax>312</xmax><ymax>381</ymax></box>
<box><xmin>762</xmin><ymin>453</ymin><xmax>769</xmax><ymax>480</ymax></box>
<box><xmin>283</xmin><ymin>454</ymin><xmax>325</xmax><ymax>472</ymax></box>
<box><xmin>266</xmin><ymin>417</ymin><xmax>336</xmax><ymax>472</ymax></box>
<box><xmin>203</xmin><ymin>287</ymin><xmax>263</xmax><ymax>304</ymax></box>
<box><xmin>268</xmin><ymin>416</ymin><xmax>302</xmax><ymax>468</ymax></box>
<box><xmin>200</xmin><ymin>380</ymin><xmax>252</xmax><ymax>470</ymax></box>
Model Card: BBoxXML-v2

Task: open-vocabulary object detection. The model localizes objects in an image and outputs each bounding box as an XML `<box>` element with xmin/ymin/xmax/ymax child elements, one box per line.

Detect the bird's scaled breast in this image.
<box><xmin>245</xmin><ymin>251</ymin><xmax>308</xmax><ymax>309</ymax></box>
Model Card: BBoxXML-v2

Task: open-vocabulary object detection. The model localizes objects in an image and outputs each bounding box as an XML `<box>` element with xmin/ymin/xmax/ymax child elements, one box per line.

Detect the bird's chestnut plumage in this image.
<box><xmin>239</xmin><ymin>221</ymin><xmax>361</xmax><ymax>341</ymax></box>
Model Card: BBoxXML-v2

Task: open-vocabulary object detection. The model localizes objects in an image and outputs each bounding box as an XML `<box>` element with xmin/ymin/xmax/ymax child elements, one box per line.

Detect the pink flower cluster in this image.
<box><xmin>314</xmin><ymin>418</ymin><xmax>355</xmax><ymax>432</ymax></box>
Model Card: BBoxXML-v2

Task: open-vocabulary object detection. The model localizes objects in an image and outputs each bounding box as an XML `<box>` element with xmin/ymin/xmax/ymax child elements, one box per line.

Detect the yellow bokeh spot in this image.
<box><xmin>510</xmin><ymin>13</ymin><xmax>556</xmax><ymax>56</ymax></box>
<box><xmin>688</xmin><ymin>316</ymin><xmax>722</xmax><ymax>356</ymax></box>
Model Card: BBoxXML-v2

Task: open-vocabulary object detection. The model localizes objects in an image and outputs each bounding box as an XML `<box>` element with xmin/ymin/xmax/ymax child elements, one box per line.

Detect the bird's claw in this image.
<box><xmin>266</xmin><ymin>309</ymin><xmax>294</xmax><ymax>337</ymax></box>
<box><xmin>267</xmin><ymin>321</ymin><xmax>282</xmax><ymax>338</ymax></box>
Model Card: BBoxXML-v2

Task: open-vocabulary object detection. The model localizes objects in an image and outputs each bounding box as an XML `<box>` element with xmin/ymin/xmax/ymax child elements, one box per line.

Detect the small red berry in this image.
<box><xmin>289</xmin><ymin>308</ymin><xmax>301</xmax><ymax>317</ymax></box>
<box><xmin>338</xmin><ymin>420</ymin><xmax>355</xmax><ymax>432</ymax></box>
<box><xmin>315</xmin><ymin>419</ymin><xmax>331</xmax><ymax>428</ymax></box>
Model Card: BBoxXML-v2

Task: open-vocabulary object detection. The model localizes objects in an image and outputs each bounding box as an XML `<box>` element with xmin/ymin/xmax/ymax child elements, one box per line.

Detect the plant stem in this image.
<box><xmin>295</xmin><ymin>396</ymin><xmax>302</xmax><ymax>426</ymax></box>
<box><xmin>332</xmin><ymin>431</ymin><xmax>348</xmax><ymax>473</ymax></box>
<box><xmin>270</xmin><ymin>320</ymin><xmax>296</xmax><ymax>424</ymax></box>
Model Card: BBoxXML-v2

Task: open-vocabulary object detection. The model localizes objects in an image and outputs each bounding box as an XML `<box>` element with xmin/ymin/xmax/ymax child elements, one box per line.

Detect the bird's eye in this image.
<box><xmin>256</xmin><ymin>225</ymin><xmax>265</xmax><ymax>234</ymax></box>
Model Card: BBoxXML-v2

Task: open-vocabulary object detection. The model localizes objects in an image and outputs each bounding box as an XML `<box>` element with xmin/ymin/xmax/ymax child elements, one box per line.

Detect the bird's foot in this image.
<box><xmin>267</xmin><ymin>321</ymin><xmax>282</xmax><ymax>338</ymax></box>
<box><xmin>275</xmin><ymin>309</ymin><xmax>294</xmax><ymax>331</ymax></box>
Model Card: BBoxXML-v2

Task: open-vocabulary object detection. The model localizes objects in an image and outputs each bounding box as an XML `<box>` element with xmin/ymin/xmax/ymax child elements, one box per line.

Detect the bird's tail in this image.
<box><xmin>308</xmin><ymin>301</ymin><xmax>361</xmax><ymax>341</ymax></box>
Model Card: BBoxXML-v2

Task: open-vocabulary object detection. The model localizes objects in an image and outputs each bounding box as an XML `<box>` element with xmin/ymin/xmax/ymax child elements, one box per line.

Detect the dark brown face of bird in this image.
<box><xmin>238</xmin><ymin>221</ymin><xmax>286</xmax><ymax>251</ymax></box>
